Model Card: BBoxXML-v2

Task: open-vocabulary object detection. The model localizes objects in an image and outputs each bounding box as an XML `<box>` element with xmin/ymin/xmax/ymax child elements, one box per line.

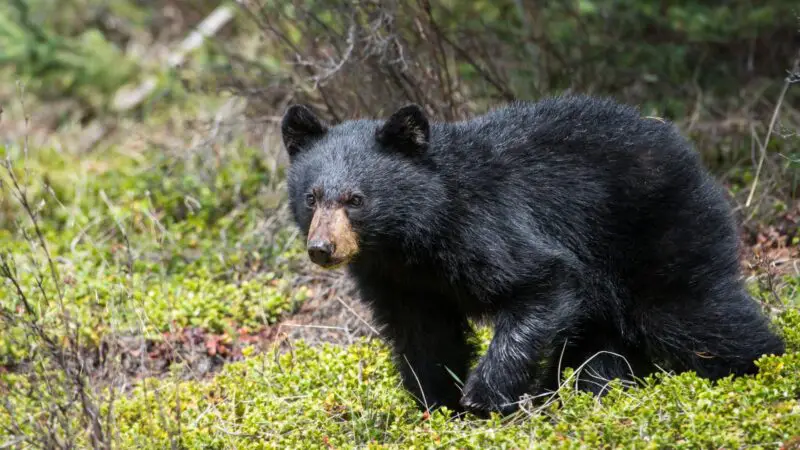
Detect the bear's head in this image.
<box><xmin>280</xmin><ymin>103</ymin><xmax>442</xmax><ymax>269</ymax></box>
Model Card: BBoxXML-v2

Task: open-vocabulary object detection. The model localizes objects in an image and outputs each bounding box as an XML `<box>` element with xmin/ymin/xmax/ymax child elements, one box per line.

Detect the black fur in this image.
<box><xmin>282</xmin><ymin>95</ymin><xmax>786</xmax><ymax>417</ymax></box>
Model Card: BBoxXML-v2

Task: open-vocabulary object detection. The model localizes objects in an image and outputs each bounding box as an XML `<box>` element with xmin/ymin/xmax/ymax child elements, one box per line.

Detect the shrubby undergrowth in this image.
<box><xmin>86</xmin><ymin>310</ymin><xmax>800</xmax><ymax>447</ymax></box>
<box><xmin>0</xmin><ymin>139</ymin><xmax>307</xmax><ymax>361</ymax></box>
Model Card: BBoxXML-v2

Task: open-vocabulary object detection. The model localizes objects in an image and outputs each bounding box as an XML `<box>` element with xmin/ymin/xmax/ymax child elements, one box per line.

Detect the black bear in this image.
<box><xmin>280</xmin><ymin>95</ymin><xmax>786</xmax><ymax>418</ymax></box>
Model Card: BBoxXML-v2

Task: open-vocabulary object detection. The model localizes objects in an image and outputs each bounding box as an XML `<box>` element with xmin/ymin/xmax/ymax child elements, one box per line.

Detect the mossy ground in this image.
<box><xmin>110</xmin><ymin>319</ymin><xmax>800</xmax><ymax>449</ymax></box>
<box><xmin>3</xmin><ymin>313</ymin><xmax>800</xmax><ymax>449</ymax></box>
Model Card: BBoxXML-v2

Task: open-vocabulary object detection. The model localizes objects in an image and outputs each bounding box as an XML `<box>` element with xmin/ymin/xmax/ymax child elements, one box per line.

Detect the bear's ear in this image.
<box><xmin>281</xmin><ymin>104</ymin><xmax>328</xmax><ymax>159</ymax></box>
<box><xmin>375</xmin><ymin>104</ymin><xmax>430</xmax><ymax>156</ymax></box>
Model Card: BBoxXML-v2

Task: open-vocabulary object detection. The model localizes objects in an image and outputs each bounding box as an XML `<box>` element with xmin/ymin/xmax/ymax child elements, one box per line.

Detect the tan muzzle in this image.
<box><xmin>306</xmin><ymin>206</ymin><xmax>360</xmax><ymax>269</ymax></box>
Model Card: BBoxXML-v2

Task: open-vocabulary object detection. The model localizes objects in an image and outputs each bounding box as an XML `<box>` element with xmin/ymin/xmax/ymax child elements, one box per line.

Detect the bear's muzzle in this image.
<box><xmin>306</xmin><ymin>206</ymin><xmax>359</xmax><ymax>269</ymax></box>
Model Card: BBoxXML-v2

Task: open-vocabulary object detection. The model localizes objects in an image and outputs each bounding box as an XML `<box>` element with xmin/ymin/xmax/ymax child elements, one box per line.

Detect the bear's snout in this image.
<box><xmin>306</xmin><ymin>206</ymin><xmax>360</xmax><ymax>269</ymax></box>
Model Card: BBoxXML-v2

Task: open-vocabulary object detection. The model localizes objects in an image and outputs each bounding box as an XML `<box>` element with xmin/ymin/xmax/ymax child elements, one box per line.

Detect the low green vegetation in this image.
<box><xmin>119</xmin><ymin>313</ymin><xmax>800</xmax><ymax>449</ymax></box>
<box><xmin>2</xmin><ymin>310</ymin><xmax>797</xmax><ymax>448</ymax></box>
<box><xmin>0</xmin><ymin>135</ymin><xmax>309</xmax><ymax>365</ymax></box>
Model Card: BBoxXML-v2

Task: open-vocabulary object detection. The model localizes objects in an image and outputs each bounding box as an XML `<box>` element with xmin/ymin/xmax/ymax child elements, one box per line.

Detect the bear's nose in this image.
<box><xmin>307</xmin><ymin>240</ymin><xmax>335</xmax><ymax>266</ymax></box>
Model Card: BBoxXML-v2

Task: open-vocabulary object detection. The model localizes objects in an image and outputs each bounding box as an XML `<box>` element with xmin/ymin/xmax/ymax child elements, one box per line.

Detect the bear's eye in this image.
<box><xmin>304</xmin><ymin>193</ymin><xmax>316</xmax><ymax>208</ymax></box>
<box><xmin>348</xmin><ymin>194</ymin><xmax>364</xmax><ymax>208</ymax></box>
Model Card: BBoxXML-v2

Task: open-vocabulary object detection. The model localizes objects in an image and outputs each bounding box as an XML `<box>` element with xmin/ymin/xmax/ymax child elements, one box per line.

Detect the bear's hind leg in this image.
<box><xmin>642</xmin><ymin>287</ymin><xmax>785</xmax><ymax>381</ymax></box>
<box><xmin>459</xmin><ymin>272</ymin><xmax>587</xmax><ymax>417</ymax></box>
<box><xmin>538</xmin><ymin>327</ymin><xmax>653</xmax><ymax>397</ymax></box>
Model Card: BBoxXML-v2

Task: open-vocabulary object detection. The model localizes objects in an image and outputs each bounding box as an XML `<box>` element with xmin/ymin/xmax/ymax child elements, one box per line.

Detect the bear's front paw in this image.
<box><xmin>459</xmin><ymin>372</ymin><xmax>520</xmax><ymax>418</ymax></box>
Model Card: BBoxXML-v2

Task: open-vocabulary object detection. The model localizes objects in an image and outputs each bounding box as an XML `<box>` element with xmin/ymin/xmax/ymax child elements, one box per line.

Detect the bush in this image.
<box><xmin>207</xmin><ymin>0</ymin><xmax>799</xmax><ymax>122</ymax></box>
<box><xmin>0</xmin><ymin>0</ymin><xmax>144</xmax><ymax>116</ymax></box>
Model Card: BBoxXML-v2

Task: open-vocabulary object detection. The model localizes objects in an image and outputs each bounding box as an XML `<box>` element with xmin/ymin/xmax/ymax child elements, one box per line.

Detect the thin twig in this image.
<box><xmin>746</xmin><ymin>55</ymin><xmax>800</xmax><ymax>207</ymax></box>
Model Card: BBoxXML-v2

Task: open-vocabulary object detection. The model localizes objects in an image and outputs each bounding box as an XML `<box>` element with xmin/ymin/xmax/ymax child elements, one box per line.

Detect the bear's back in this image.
<box><xmin>436</xmin><ymin>95</ymin><xmax>696</xmax><ymax>171</ymax></box>
<box><xmin>415</xmin><ymin>95</ymin><xmax>739</xmax><ymax>300</ymax></box>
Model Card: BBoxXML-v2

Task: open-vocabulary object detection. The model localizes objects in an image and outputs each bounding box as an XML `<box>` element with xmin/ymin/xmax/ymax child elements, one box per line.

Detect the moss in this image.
<box><xmin>777</xmin><ymin>308</ymin><xmax>800</xmax><ymax>352</ymax></box>
<box><xmin>103</xmin><ymin>325</ymin><xmax>800</xmax><ymax>449</ymax></box>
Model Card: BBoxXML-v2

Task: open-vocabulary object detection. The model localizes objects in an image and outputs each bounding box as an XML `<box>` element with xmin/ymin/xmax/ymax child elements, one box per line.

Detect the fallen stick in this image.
<box><xmin>111</xmin><ymin>1</ymin><xmax>240</xmax><ymax>112</ymax></box>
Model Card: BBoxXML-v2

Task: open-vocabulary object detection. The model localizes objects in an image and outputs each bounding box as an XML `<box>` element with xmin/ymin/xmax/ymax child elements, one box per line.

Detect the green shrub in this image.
<box><xmin>0</xmin><ymin>1</ymin><xmax>142</xmax><ymax>114</ymax></box>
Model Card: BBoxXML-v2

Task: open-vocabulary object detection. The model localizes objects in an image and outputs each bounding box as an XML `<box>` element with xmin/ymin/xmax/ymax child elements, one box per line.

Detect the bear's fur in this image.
<box><xmin>280</xmin><ymin>95</ymin><xmax>786</xmax><ymax>417</ymax></box>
